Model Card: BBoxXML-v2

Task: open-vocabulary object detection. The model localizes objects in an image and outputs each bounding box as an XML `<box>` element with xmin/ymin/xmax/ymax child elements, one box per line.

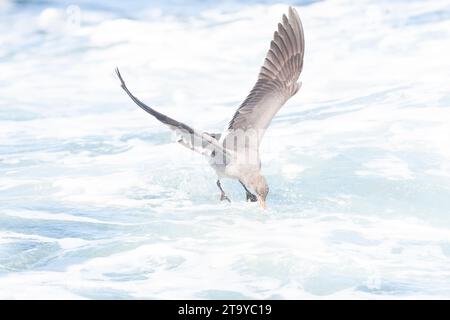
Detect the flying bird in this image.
<box><xmin>116</xmin><ymin>6</ymin><xmax>304</xmax><ymax>209</ymax></box>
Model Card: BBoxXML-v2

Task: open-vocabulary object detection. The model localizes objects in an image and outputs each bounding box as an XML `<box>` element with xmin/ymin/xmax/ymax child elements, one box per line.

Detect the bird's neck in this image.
<box><xmin>241</xmin><ymin>171</ymin><xmax>264</xmax><ymax>188</ymax></box>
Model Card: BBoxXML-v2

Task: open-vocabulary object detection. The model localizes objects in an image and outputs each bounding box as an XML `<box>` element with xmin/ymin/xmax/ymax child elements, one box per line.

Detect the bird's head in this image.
<box><xmin>249</xmin><ymin>174</ymin><xmax>269</xmax><ymax>209</ymax></box>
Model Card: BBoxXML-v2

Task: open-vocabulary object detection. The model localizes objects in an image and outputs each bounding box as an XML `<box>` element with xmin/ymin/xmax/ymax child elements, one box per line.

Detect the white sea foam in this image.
<box><xmin>1</xmin><ymin>0</ymin><xmax>450</xmax><ymax>299</ymax></box>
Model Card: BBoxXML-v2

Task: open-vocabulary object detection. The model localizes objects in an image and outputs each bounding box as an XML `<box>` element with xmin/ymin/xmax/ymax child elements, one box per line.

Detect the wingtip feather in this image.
<box><xmin>114</xmin><ymin>67</ymin><xmax>126</xmax><ymax>88</ymax></box>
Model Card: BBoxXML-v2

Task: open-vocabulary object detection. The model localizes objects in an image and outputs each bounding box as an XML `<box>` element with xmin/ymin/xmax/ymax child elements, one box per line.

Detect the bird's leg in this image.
<box><xmin>216</xmin><ymin>180</ymin><xmax>231</xmax><ymax>203</ymax></box>
<box><xmin>239</xmin><ymin>180</ymin><xmax>257</xmax><ymax>202</ymax></box>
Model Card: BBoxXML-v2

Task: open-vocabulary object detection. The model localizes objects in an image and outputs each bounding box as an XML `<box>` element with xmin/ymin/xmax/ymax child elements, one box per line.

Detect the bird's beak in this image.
<box><xmin>258</xmin><ymin>196</ymin><xmax>267</xmax><ymax>209</ymax></box>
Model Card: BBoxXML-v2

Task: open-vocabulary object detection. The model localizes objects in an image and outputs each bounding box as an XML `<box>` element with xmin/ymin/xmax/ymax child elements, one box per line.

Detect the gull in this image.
<box><xmin>115</xmin><ymin>6</ymin><xmax>304</xmax><ymax>209</ymax></box>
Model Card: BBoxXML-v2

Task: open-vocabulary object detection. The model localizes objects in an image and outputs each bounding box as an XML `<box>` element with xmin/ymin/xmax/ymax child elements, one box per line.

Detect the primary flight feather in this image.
<box><xmin>116</xmin><ymin>6</ymin><xmax>305</xmax><ymax>209</ymax></box>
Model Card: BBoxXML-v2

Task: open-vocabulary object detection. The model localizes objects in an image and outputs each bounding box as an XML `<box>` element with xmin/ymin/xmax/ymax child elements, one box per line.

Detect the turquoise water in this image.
<box><xmin>1</xmin><ymin>0</ymin><xmax>450</xmax><ymax>298</ymax></box>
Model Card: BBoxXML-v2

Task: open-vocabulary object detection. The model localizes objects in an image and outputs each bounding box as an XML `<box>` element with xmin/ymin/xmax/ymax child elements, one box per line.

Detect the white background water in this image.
<box><xmin>1</xmin><ymin>0</ymin><xmax>450</xmax><ymax>299</ymax></box>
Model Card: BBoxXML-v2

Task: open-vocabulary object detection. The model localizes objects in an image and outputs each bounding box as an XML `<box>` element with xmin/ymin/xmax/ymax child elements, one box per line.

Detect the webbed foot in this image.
<box><xmin>220</xmin><ymin>193</ymin><xmax>231</xmax><ymax>203</ymax></box>
<box><xmin>246</xmin><ymin>192</ymin><xmax>257</xmax><ymax>202</ymax></box>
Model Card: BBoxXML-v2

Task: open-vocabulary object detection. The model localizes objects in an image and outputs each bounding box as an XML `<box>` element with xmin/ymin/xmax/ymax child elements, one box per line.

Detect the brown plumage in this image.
<box><xmin>116</xmin><ymin>7</ymin><xmax>305</xmax><ymax>208</ymax></box>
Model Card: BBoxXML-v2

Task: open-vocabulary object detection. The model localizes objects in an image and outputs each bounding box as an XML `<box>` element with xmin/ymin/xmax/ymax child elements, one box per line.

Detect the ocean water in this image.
<box><xmin>1</xmin><ymin>0</ymin><xmax>450</xmax><ymax>299</ymax></box>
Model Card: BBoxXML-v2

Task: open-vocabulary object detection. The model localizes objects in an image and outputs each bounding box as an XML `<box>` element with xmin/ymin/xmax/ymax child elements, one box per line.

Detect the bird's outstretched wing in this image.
<box><xmin>226</xmin><ymin>6</ymin><xmax>304</xmax><ymax>144</ymax></box>
<box><xmin>115</xmin><ymin>68</ymin><xmax>227</xmax><ymax>158</ymax></box>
